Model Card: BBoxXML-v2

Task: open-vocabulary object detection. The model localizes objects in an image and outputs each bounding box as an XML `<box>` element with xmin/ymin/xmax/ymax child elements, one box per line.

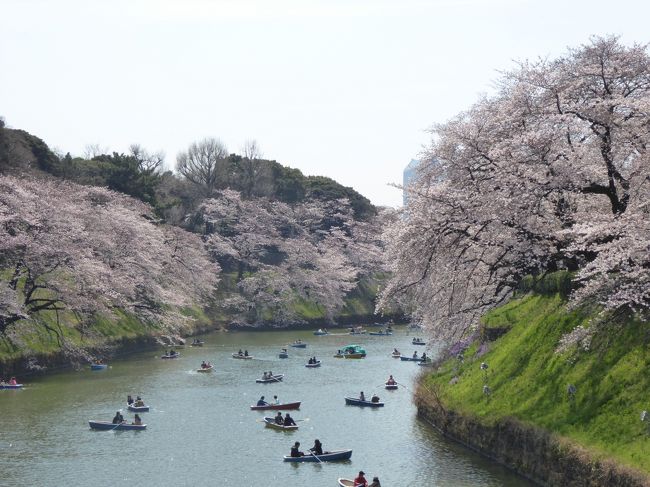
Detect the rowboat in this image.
<box><xmin>369</xmin><ymin>331</ymin><xmax>392</xmax><ymax>336</ymax></box>
<box><xmin>190</xmin><ymin>340</ymin><xmax>204</xmax><ymax>347</ymax></box>
<box><xmin>88</xmin><ymin>420</ymin><xmax>146</xmax><ymax>431</ymax></box>
<box><xmin>256</xmin><ymin>374</ymin><xmax>284</xmax><ymax>383</ymax></box>
<box><xmin>417</xmin><ymin>361</ymin><xmax>433</xmax><ymax>367</ymax></box>
<box><xmin>263</xmin><ymin>417</ymin><xmax>298</xmax><ymax>430</ymax></box>
<box><xmin>0</xmin><ymin>383</ymin><xmax>23</xmax><ymax>389</ymax></box>
<box><xmin>90</xmin><ymin>363</ymin><xmax>107</xmax><ymax>370</ymax></box>
<box><xmin>338</xmin><ymin>480</ymin><xmax>355</xmax><ymax>487</ymax></box>
<box><xmin>161</xmin><ymin>353</ymin><xmax>180</xmax><ymax>359</ymax></box>
<box><xmin>283</xmin><ymin>449</ymin><xmax>352</xmax><ymax>462</ymax></box>
<box><xmin>391</xmin><ymin>352</ymin><xmax>401</xmax><ymax>358</ymax></box>
<box><xmin>400</xmin><ymin>356</ymin><xmax>426</xmax><ymax>362</ymax></box>
<box><xmin>305</xmin><ymin>361</ymin><xmax>321</xmax><ymax>368</ymax></box>
<box><xmin>127</xmin><ymin>403</ymin><xmax>150</xmax><ymax>412</ymax></box>
<box><xmin>279</xmin><ymin>352</ymin><xmax>289</xmax><ymax>358</ymax></box>
<box><xmin>344</xmin><ymin>396</ymin><xmax>384</xmax><ymax>407</ymax></box>
<box><xmin>232</xmin><ymin>353</ymin><xmax>253</xmax><ymax>359</ymax></box>
<box><xmin>250</xmin><ymin>401</ymin><xmax>301</xmax><ymax>411</ymax></box>
<box><xmin>385</xmin><ymin>383</ymin><xmax>398</xmax><ymax>390</ymax></box>
<box><xmin>412</xmin><ymin>339</ymin><xmax>426</xmax><ymax>345</ymax></box>
<box><xmin>333</xmin><ymin>353</ymin><xmax>344</xmax><ymax>358</ymax></box>
<box><xmin>343</xmin><ymin>353</ymin><xmax>365</xmax><ymax>359</ymax></box>
<box><xmin>197</xmin><ymin>365</ymin><xmax>213</xmax><ymax>373</ymax></box>
<box><xmin>313</xmin><ymin>329</ymin><xmax>328</xmax><ymax>336</ymax></box>
<box><xmin>290</xmin><ymin>342</ymin><xmax>307</xmax><ymax>348</ymax></box>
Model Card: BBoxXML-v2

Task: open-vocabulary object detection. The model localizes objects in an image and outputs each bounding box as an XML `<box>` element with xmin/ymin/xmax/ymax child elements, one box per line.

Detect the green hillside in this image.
<box><xmin>422</xmin><ymin>277</ymin><xmax>650</xmax><ymax>473</ymax></box>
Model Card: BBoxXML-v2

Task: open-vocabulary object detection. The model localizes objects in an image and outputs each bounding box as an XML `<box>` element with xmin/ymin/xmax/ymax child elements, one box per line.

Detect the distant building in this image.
<box><xmin>403</xmin><ymin>159</ymin><xmax>420</xmax><ymax>206</ymax></box>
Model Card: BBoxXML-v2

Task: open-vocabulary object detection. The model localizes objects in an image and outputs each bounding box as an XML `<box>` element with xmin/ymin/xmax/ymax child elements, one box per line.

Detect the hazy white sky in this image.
<box><xmin>2</xmin><ymin>0</ymin><xmax>649</xmax><ymax>207</ymax></box>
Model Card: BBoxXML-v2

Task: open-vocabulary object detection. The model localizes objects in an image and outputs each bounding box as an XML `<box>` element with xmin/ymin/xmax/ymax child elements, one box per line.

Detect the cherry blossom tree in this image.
<box><xmin>0</xmin><ymin>175</ymin><xmax>219</xmax><ymax>353</ymax></box>
<box><xmin>379</xmin><ymin>36</ymin><xmax>650</xmax><ymax>341</ymax></box>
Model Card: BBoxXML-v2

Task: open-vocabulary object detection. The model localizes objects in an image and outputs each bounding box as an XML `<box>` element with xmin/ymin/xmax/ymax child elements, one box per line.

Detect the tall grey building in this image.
<box><xmin>403</xmin><ymin>158</ymin><xmax>420</xmax><ymax>206</ymax></box>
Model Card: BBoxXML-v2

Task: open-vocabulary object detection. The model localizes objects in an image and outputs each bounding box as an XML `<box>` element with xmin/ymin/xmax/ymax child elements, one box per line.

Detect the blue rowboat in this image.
<box><xmin>400</xmin><ymin>356</ymin><xmax>426</xmax><ymax>362</ymax></box>
<box><xmin>385</xmin><ymin>383</ymin><xmax>398</xmax><ymax>390</ymax></box>
<box><xmin>279</xmin><ymin>352</ymin><xmax>289</xmax><ymax>359</ymax></box>
<box><xmin>283</xmin><ymin>449</ymin><xmax>352</xmax><ymax>462</ymax></box>
<box><xmin>344</xmin><ymin>396</ymin><xmax>384</xmax><ymax>407</ymax></box>
<box><xmin>305</xmin><ymin>361</ymin><xmax>321</xmax><ymax>368</ymax></box>
<box><xmin>412</xmin><ymin>339</ymin><xmax>426</xmax><ymax>345</ymax></box>
<box><xmin>127</xmin><ymin>403</ymin><xmax>150</xmax><ymax>412</ymax></box>
<box><xmin>369</xmin><ymin>331</ymin><xmax>392</xmax><ymax>336</ymax></box>
<box><xmin>0</xmin><ymin>383</ymin><xmax>23</xmax><ymax>389</ymax></box>
<box><xmin>88</xmin><ymin>420</ymin><xmax>146</xmax><ymax>431</ymax></box>
<box><xmin>90</xmin><ymin>364</ymin><xmax>107</xmax><ymax>370</ymax></box>
<box><xmin>290</xmin><ymin>342</ymin><xmax>307</xmax><ymax>348</ymax></box>
<box><xmin>256</xmin><ymin>374</ymin><xmax>284</xmax><ymax>383</ymax></box>
<box><xmin>161</xmin><ymin>353</ymin><xmax>180</xmax><ymax>359</ymax></box>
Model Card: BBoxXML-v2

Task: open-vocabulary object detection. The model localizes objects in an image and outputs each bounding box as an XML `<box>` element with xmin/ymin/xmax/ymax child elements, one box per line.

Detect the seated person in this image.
<box><xmin>387</xmin><ymin>375</ymin><xmax>396</xmax><ymax>385</ymax></box>
<box><xmin>359</xmin><ymin>391</ymin><xmax>366</xmax><ymax>401</ymax></box>
<box><xmin>238</xmin><ymin>349</ymin><xmax>243</xmax><ymax>356</ymax></box>
<box><xmin>274</xmin><ymin>412</ymin><xmax>284</xmax><ymax>425</ymax></box>
<box><xmin>256</xmin><ymin>396</ymin><xmax>268</xmax><ymax>406</ymax></box>
<box><xmin>421</xmin><ymin>352</ymin><xmax>427</xmax><ymax>361</ymax></box>
<box><xmin>134</xmin><ymin>396</ymin><xmax>144</xmax><ymax>407</ymax></box>
<box><xmin>354</xmin><ymin>471</ymin><xmax>367</xmax><ymax>487</ymax></box>
<box><xmin>262</xmin><ymin>371</ymin><xmax>269</xmax><ymax>380</ymax></box>
<box><xmin>244</xmin><ymin>350</ymin><xmax>249</xmax><ymax>356</ymax></box>
<box><xmin>133</xmin><ymin>414</ymin><xmax>142</xmax><ymax>425</ymax></box>
<box><xmin>369</xmin><ymin>477</ymin><xmax>381</xmax><ymax>487</ymax></box>
<box><xmin>283</xmin><ymin>413</ymin><xmax>296</xmax><ymax>427</ymax></box>
<box><xmin>412</xmin><ymin>351</ymin><xmax>418</xmax><ymax>358</ymax></box>
<box><xmin>309</xmin><ymin>439</ymin><xmax>323</xmax><ymax>456</ymax></box>
<box><xmin>371</xmin><ymin>394</ymin><xmax>380</xmax><ymax>403</ymax></box>
<box><xmin>127</xmin><ymin>395</ymin><xmax>134</xmax><ymax>405</ymax></box>
<box><xmin>393</xmin><ymin>348</ymin><xmax>400</xmax><ymax>354</ymax></box>
<box><xmin>290</xmin><ymin>441</ymin><xmax>304</xmax><ymax>457</ymax></box>
<box><xmin>112</xmin><ymin>411</ymin><xmax>124</xmax><ymax>424</ymax></box>
<box><xmin>273</xmin><ymin>395</ymin><xmax>280</xmax><ymax>405</ymax></box>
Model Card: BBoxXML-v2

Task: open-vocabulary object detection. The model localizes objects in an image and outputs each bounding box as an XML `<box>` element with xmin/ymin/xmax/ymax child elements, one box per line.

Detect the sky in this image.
<box><xmin>2</xmin><ymin>0</ymin><xmax>650</xmax><ymax>208</ymax></box>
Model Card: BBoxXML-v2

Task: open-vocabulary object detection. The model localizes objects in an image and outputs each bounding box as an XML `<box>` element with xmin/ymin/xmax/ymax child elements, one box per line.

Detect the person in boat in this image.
<box><xmin>412</xmin><ymin>351</ymin><xmax>418</xmax><ymax>359</ymax></box>
<box><xmin>309</xmin><ymin>439</ymin><xmax>323</xmax><ymax>456</ymax></box>
<box><xmin>354</xmin><ymin>471</ymin><xmax>368</xmax><ymax>487</ymax></box>
<box><xmin>290</xmin><ymin>441</ymin><xmax>304</xmax><ymax>457</ymax></box>
<box><xmin>312</xmin><ymin>356</ymin><xmax>317</xmax><ymax>363</ymax></box>
<box><xmin>371</xmin><ymin>394</ymin><xmax>380</xmax><ymax>403</ymax></box>
<box><xmin>387</xmin><ymin>375</ymin><xmax>396</xmax><ymax>385</ymax></box>
<box><xmin>274</xmin><ymin>412</ymin><xmax>284</xmax><ymax>425</ymax></box>
<box><xmin>134</xmin><ymin>396</ymin><xmax>144</xmax><ymax>407</ymax></box>
<box><xmin>268</xmin><ymin>370</ymin><xmax>273</xmax><ymax>378</ymax></box>
<box><xmin>262</xmin><ymin>371</ymin><xmax>268</xmax><ymax>380</ymax></box>
<box><xmin>281</xmin><ymin>348</ymin><xmax>287</xmax><ymax>353</ymax></box>
<box><xmin>238</xmin><ymin>349</ymin><xmax>243</xmax><ymax>356</ymax></box>
<box><xmin>359</xmin><ymin>391</ymin><xmax>366</xmax><ymax>402</ymax></box>
<box><xmin>133</xmin><ymin>414</ymin><xmax>142</xmax><ymax>425</ymax></box>
<box><xmin>273</xmin><ymin>395</ymin><xmax>280</xmax><ymax>405</ymax></box>
<box><xmin>257</xmin><ymin>396</ymin><xmax>268</xmax><ymax>406</ymax></box>
<box><xmin>170</xmin><ymin>349</ymin><xmax>176</xmax><ymax>355</ymax></box>
<box><xmin>244</xmin><ymin>350</ymin><xmax>249</xmax><ymax>357</ymax></box>
<box><xmin>421</xmin><ymin>352</ymin><xmax>428</xmax><ymax>361</ymax></box>
<box><xmin>127</xmin><ymin>395</ymin><xmax>134</xmax><ymax>405</ymax></box>
<box><xmin>369</xmin><ymin>476</ymin><xmax>381</xmax><ymax>487</ymax></box>
<box><xmin>308</xmin><ymin>357</ymin><xmax>313</xmax><ymax>364</ymax></box>
<box><xmin>283</xmin><ymin>413</ymin><xmax>296</xmax><ymax>427</ymax></box>
<box><xmin>112</xmin><ymin>411</ymin><xmax>124</xmax><ymax>424</ymax></box>
<box><xmin>8</xmin><ymin>377</ymin><xmax>17</xmax><ymax>386</ymax></box>
<box><xmin>393</xmin><ymin>348</ymin><xmax>400</xmax><ymax>355</ymax></box>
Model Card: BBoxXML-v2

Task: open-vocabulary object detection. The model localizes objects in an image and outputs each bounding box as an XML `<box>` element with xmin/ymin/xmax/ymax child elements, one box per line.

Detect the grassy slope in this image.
<box><xmin>424</xmin><ymin>292</ymin><xmax>650</xmax><ymax>473</ymax></box>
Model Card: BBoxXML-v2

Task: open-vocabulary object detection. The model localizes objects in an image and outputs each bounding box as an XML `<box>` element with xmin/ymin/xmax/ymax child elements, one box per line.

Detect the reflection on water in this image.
<box><xmin>0</xmin><ymin>328</ymin><xmax>533</xmax><ymax>486</ymax></box>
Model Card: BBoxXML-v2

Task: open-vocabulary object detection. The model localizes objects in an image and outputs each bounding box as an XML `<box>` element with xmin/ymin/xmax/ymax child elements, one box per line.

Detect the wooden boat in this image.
<box><xmin>88</xmin><ymin>420</ymin><xmax>146</xmax><ymax>431</ymax></box>
<box><xmin>127</xmin><ymin>403</ymin><xmax>150</xmax><ymax>412</ymax></box>
<box><xmin>279</xmin><ymin>352</ymin><xmax>289</xmax><ymax>359</ymax></box>
<box><xmin>338</xmin><ymin>479</ymin><xmax>355</xmax><ymax>487</ymax></box>
<box><xmin>161</xmin><ymin>352</ymin><xmax>180</xmax><ymax>359</ymax></box>
<box><xmin>305</xmin><ymin>361</ymin><xmax>321</xmax><ymax>368</ymax></box>
<box><xmin>283</xmin><ymin>449</ymin><xmax>352</xmax><ymax>462</ymax></box>
<box><xmin>197</xmin><ymin>365</ymin><xmax>213</xmax><ymax>373</ymax></box>
<box><xmin>0</xmin><ymin>383</ymin><xmax>23</xmax><ymax>389</ymax></box>
<box><xmin>189</xmin><ymin>340</ymin><xmax>204</xmax><ymax>347</ymax></box>
<box><xmin>412</xmin><ymin>339</ymin><xmax>426</xmax><ymax>345</ymax></box>
<box><xmin>344</xmin><ymin>396</ymin><xmax>384</xmax><ymax>407</ymax></box>
<box><xmin>250</xmin><ymin>401</ymin><xmax>301</xmax><ymax>411</ymax></box>
<box><xmin>385</xmin><ymin>383</ymin><xmax>398</xmax><ymax>390</ymax></box>
<box><xmin>391</xmin><ymin>352</ymin><xmax>401</xmax><ymax>358</ymax></box>
<box><xmin>255</xmin><ymin>374</ymin><xmax>284</xmax><ymax>383</ymax></box>
<box><xmin>290</xmin><ymin>342</ymin><xmax>307</xmax><ymax>348</ymax></box>
<box><xmin>369</xmin><ymin>331</ymin><xmax>392</xmax><ymax>336</ymax></box>
<box><xmin>90</xmin><ymin>363</ymin><xmax>107</xmax><ymax>370</ymax></box>
<box><xmin>262</xmin><ymin>417</ymin><xmax>298</xmax><ymax>431</ymax></box>
<box><xmin>232</xmin><ymin>353</ymin><xmax>253</xmax><ymax>359</ymax></box>
<box><xmin>343</xmin><ymin>353</ymin><xmax>365</xmax><ymax>359</ymax></box>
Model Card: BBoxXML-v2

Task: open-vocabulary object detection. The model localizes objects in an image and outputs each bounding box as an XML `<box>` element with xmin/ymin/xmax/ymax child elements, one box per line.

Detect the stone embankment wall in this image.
<box><xmin>415</xmin><ymin>385</ymin><xmax>650</xmax><ymax>487</ymax></box>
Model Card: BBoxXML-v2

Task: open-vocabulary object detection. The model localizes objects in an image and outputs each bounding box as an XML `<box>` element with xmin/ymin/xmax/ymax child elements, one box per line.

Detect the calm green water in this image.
<box><xmin>0</xmin><ymin>328</ymin><xmax>533</xmax><ymax>487</ymax></box>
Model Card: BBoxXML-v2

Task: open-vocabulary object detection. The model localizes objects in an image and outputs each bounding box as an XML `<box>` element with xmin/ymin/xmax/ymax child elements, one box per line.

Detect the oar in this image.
<box><xmin>268</xmin><ymin>375</ymin><xmax>283</xmax><ymax>383</ymax></box>
<box><xmin>310</xmin><ymin>451</ymin><xmax>323</xmax><ymax>464</ymax></box>
<box><xmin>295</xmin><ymin>418</ymin><xmax>310</xmax><ymax>422</ymax></box>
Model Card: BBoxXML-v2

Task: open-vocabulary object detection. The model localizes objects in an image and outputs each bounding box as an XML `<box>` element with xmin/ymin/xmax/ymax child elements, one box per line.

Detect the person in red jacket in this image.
<box><xmin>354</xmin><ymin>471</ymin><xmax>367</xmax><ymax>487</ymax></box>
